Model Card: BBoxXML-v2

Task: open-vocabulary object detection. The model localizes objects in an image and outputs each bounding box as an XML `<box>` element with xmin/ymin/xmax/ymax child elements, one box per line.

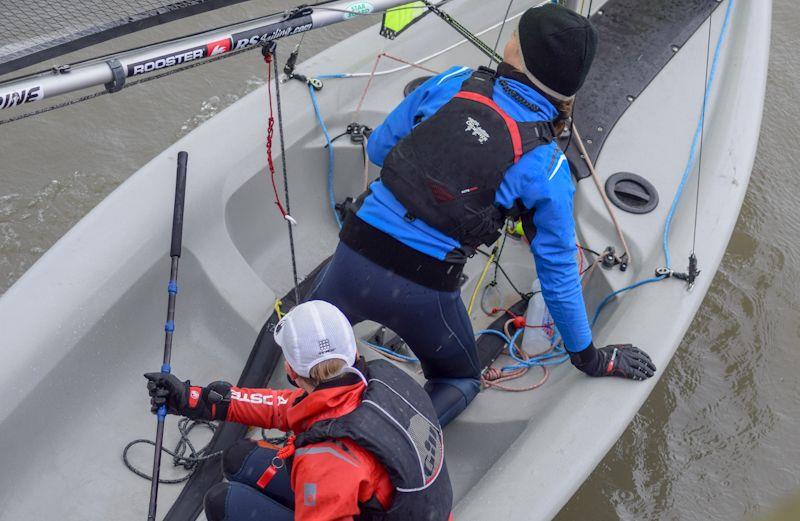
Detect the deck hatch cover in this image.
<box><xmin>563</xmin><ymin>0</ymin><xmax>722</xmax><ymax>180</ymax></box>
<box><xmin>605</xmin><ymin>172</ymin><xmax>658</xmax><ymax>214</ymax></box>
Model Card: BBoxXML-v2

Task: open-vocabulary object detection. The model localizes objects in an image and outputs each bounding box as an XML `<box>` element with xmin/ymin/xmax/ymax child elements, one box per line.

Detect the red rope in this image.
<box><xmin>264</xmin><ymin>52</ymin><xmax>289</xmax><ymax>219</ymax></box>
<box><xmin>354</xmin><ymin>52</ymin><xmax>442</xmax><ymax>118</ymax></box>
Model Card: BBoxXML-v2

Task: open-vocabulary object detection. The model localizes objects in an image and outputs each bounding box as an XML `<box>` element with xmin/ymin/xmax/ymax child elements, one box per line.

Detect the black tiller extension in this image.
<box><xmin>147</xmin><ymin>151</ymin><xmax>189</xmax><ymax>520</ymax></box>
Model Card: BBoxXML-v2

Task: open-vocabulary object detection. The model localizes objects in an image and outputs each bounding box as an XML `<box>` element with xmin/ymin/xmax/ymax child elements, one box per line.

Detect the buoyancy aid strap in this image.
<box><xmin>256</xmin><ymin>434</ymin><xmax>296</xmax><ymax>490</ymax></box>
<box><xmin>518</xmin><ymin>120</ymin><xmax>558</xmax><ymax>144</ymax></box>
<box><xmin>453</xmin><ymin>91</ymin><xmax>523</xmax><ymax>164</ymax></box>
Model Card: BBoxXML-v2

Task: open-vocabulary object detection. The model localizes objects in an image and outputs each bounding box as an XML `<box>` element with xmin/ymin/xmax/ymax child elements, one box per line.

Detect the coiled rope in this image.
<box><xmin>122</xmin><ymin>418</ymin><xmax>220</xmax><ymax>484</ymax></box>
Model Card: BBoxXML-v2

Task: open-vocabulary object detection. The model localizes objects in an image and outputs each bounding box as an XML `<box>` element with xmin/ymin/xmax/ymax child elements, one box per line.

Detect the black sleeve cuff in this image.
<box><xmin>201</xmin><ymin>381</ymin><xmax>232</xmax><ymax>421</ymax></box>
<box><xmin>568</xmin><ymin>342</ymin><xmax>603</xmax><ymax>376</ymax></box>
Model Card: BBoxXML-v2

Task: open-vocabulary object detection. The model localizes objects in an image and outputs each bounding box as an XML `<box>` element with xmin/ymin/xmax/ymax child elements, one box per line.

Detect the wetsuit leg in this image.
<box><xmin>388</xmin><ymin>288</ymin><xmax>481</xmax><ymax>427</ymax></box>
<box><xmin>204</xmin><ymin>482</ymin><xmax>293</xmax><ymax>521</ymax></box>
<box><xmin>203</xmin><ymin>439</ymin><xmax>295</xmax><ymax>520</ymax></box>
<box><xmin>305</xmin><ymin>243</ymin><xmax>480</xmax><ymax>426</ymax></box>
<box><xmin>304</xmin><ymin>250</ymin><xmax>367</xmax><ymax>325</ymax></box>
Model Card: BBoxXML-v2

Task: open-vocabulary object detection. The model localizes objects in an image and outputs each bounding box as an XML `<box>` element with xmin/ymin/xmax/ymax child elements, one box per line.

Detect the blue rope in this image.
<box><xmin>590</xmin><ymin>275</ymin><xmax>667</xmax><ymax>327</ymax></box>
<box><xmin>307</xmin><ymin>84</ymin><xmax>342</xmax><ymax>228</ymax></box>
<box><xmin>662</xmin><ymin>0</ymin><xmax>734</xmax><ymax>269</ymax></box>
<box><xmin>478</xmin><ymin>328</ymin><xmax>570</xmax><ymax>372</ymax></box>
<box><xmin>592</xmin><ymin>0</ymin><xmax>734</xmax><ymax>327</ymax></box>
<box><xmin>362</xmin><ymin>340</ymin><xmax>419</xmax><ymax>362</ymax></box>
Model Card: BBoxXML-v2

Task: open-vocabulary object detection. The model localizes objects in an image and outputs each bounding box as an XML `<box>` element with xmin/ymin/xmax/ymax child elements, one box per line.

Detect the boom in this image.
<box><xmin>0</xmin><ymin>0</ymin><xmax>411</xmax><ymax>111</ymax></box>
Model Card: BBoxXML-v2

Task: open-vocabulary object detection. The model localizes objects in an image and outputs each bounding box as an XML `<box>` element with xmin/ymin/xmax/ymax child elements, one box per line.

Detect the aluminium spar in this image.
<box><xmin>0</xmin><ymin>0</ymin><xmax>412</xmax><ymax>112</ymax></box>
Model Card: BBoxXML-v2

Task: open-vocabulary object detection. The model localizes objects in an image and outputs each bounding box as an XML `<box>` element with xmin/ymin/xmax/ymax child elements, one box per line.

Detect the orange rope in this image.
<box><xmin>481</xmin><ymin>319</ymin><xmax>551</xmax><ymax>392</ymax></box>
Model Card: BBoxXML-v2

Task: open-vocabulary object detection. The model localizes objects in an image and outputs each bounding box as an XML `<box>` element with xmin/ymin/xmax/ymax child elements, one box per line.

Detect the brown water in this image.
<box><xmin>1</xmin><ymin>1</ymin><xmax>798</xmax><ymax>519</ymax></box>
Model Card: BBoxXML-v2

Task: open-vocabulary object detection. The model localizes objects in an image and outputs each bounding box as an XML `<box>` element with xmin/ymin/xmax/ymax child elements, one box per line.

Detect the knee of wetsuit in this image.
<box><xmin>222</xmin><ymin>439</ymin><xmax>259</xmax><ymax>480</ymax></box>
<box><xmin>424</xmin><ymin>377</ymin><xmax>480</xmax><ymax>427</ymax></box>
<box><xmin>203</xmin><ymin>482</ymin><xmax>230</xmax><ymax>521</ymax></box>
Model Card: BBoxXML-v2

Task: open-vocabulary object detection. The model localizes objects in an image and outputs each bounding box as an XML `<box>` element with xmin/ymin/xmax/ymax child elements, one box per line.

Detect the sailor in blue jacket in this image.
<box><xmin>307</xmin><ymin>4</ymin><xmax>655</xmax><ymax>426</ymax></box>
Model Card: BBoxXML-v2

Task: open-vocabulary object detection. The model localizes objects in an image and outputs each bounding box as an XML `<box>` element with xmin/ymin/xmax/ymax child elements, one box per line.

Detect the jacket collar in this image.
<box><xmin>287</xmin><ymin>358</ymin><xmax>368</xmax><ymax>432</ymax></box>
<box><xmin>497</xmin><ymin>61</ymin><xmax>537</xmax><ymax>89</ymax></box>
<box><xmin>496</xmin><ymin>62</ymin><xmax>559</xmax><ymax>119</ymax></box>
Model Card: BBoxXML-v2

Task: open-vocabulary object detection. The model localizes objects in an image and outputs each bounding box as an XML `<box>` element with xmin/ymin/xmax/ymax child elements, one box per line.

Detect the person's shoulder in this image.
<box><xmin>513</xmin><ymin>142</ymin><xmax>567</xmax><ymax>181</ymax></box>
<box><xmin>421</xmin><ymin>65</ymin><xmax>474</xmax><ymax>92</ymax></box>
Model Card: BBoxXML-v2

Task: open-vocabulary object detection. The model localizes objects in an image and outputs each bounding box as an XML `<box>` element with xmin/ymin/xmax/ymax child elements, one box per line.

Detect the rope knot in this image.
<box><xmin>483</xmin><ymin>367</ymin><xmax>503</xmax><ymax>382</ymax></box>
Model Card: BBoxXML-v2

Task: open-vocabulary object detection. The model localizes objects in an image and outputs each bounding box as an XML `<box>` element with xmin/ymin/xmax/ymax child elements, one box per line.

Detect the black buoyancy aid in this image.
<box><xmin>295</xmin><ymin>360</ymin><xmax>452</xmax><ymax>521</ymax></box>
<box><xmin>381</xmin><ymin>66</ymin><xmax>557</xmax><ymax>249</ymax></box>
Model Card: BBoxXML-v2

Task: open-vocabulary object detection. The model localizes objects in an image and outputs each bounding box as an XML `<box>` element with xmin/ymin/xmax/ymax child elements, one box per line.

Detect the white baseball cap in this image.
<box><xmin>274</xmin><ymin>300</ymin><xmax>357</xmax><ymax>378</ymax></box>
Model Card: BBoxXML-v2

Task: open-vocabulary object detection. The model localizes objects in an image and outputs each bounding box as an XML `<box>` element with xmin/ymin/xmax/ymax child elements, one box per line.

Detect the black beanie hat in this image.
<box><xmin>516</xmin><ymin>4</ymin><xmax>598</xmax><ymax>100</ymax></box>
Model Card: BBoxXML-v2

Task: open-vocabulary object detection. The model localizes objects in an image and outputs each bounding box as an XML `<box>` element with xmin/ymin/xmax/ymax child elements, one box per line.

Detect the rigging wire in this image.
<box><xmin>488</xmin><ymin>0</ymin><xmax>515</xmax><ymax>67</ymax></box>
<box><xmin>662</xmin><ymin>0</ymin><xmax>733</xmax><ymax>270</ymax></box>
<box><xmin>475</xmin><ymin>247</ymin><xmax>531</xmax><ymax>300</ymax></box>
<box><xmin>692</xmin><ymin>16</ymin><xmax>714</xmax><ymax>255</ymax></box>
<box><xmin>421</xmin><ymin>0</ymin><xmax>503</xmax><ymax>63</ymax></box>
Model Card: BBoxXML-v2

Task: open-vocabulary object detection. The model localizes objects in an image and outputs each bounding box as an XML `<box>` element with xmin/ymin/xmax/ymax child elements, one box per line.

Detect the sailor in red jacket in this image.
<box><xmin>146</xmin><ymin>300</ymin><xmax>452</xmax><ymax>521</ymax></box>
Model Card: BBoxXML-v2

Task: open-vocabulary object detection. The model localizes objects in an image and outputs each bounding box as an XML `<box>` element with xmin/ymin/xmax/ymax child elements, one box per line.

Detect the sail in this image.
<box><xmin>380</xmin><ymin>1</ymin><xmax>449</xmax><ymax>40</ymax></box>
<box><xmin>0</xmin><ymin>0</ymin><xmax>250</xmax><ymax>76</ymax></box>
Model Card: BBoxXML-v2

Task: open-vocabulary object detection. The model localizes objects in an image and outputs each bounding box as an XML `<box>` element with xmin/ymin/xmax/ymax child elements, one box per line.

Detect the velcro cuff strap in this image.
<box><xmin>188</xmin><ymin>386</ymin><xmax>203</xmax><ymax>409</ymax></box>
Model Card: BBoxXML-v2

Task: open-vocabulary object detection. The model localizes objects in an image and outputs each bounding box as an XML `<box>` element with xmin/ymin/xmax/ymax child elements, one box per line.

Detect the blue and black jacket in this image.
<box><xmin>342</xmin><ymin>65</ymin><xmax>592</xmax><ymax>353</ymax></box>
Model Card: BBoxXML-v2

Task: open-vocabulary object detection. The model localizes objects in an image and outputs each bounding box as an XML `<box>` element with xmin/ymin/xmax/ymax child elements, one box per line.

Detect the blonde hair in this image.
<box><xmin>553</xmin><ymin>97</ymin><xmax>574</xmax><ymax>136</ymax></box>
<box><xmin>299</xmin><ymin>358</ymin><xmax>347</xmax><ymax>387</ymax></box>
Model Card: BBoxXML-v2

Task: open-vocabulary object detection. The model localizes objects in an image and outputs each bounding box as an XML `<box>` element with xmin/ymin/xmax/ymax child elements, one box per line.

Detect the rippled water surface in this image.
<box><xmin>0</xmin><ymin>1</ymin><xmax>798</xmax><ymax>519</ymax></box>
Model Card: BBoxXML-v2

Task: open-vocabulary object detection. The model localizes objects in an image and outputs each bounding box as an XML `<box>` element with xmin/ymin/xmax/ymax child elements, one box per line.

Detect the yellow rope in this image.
<box><xmin>467</xmin><ymin>248</ymin><xmax>496</xmax><ymax>316</ymax></box>
<box><xmin>274</xmin><ymin>299</ymin><xmax>285</xmax><ymax>319</ymax></box>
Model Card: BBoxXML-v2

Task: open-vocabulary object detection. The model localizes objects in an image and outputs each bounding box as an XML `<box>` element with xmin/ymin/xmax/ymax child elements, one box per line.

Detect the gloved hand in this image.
<box><xmin>144</xmin><ymin>373</ymin><xmax>231</xmax><ymax>420</ymax></box>
<box><xmin>569</xmin><ymin>343</ymin><xmax>656</xmax><ymax>380</ymax></box>
<box><xmin>596</xmin><ymin>344</ymin><xmax>656</xmax><ymax>380</ymax></box>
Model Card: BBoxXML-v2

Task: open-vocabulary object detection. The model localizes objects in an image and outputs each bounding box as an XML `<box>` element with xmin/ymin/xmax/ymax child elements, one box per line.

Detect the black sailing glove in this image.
<box><xmin>569</xmin><ymin>343</ymin><xmax>656</xmax><ymax>381</ymax></box>
<box><xmin>144</xmin><ymin>373</ymin><xmax>231</xmax><ymax>420</ymax></box>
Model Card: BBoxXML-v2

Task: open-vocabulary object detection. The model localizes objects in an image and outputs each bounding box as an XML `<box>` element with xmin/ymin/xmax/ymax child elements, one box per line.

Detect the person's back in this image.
<box><xmin>307</xmin><ymin>4</ymin><xmax>656</xmax><ymax>430</ymax></box>
<box><xmin>146</xmin><ymin>300</ymin><xmax>452</xmax><ymax>521</ymax></box>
